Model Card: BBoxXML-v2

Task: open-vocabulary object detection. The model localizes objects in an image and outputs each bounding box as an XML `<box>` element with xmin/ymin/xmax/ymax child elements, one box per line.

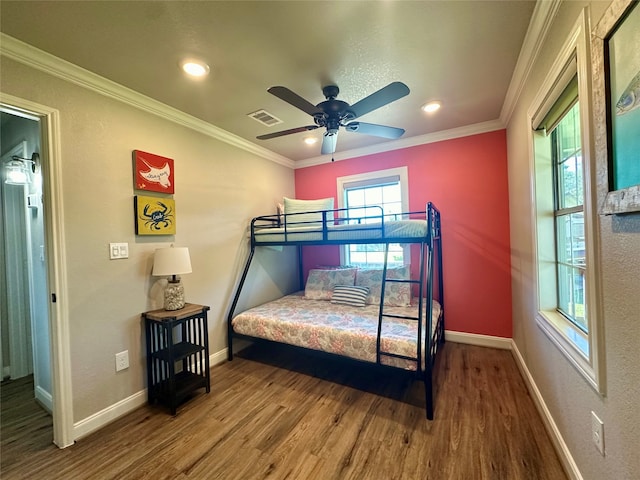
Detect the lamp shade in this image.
<box><xmin>152</xmin><ymin>247</ymin><xmax>192</xmax><ymax>276</ymax></box>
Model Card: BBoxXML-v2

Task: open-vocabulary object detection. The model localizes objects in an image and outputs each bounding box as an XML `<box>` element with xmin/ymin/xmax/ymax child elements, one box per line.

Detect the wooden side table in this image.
<box><xmin>143</xmin><ymin>303</ymin><xmax>210</xmax><ymax>415</ymax></box>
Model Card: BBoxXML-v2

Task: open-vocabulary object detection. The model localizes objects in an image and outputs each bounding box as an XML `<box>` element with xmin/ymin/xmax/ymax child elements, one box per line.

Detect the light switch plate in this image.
<box><xmin>109</xmin><ymin>243</ymin><xmax>129</xmax><ymax>259</ymax></box>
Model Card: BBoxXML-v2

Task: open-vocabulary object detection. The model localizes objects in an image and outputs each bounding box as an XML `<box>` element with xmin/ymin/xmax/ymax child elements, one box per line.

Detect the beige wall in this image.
<box><xmin>0</xmin><ymin>56</ymin><xmax>297</xmax><ymax>422</ymax></box>
<box><xmin>506</xmin><ymin>2</ymin><xmax>639</xmax><ymax>479</ymax></box>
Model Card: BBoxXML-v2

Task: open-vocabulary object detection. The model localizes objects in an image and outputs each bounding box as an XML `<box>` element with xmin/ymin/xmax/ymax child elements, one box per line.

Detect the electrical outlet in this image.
<box><xmin>115</xmin><ymin>350</ymin><xmax>129</xmax><ymax>372</ymax></box>
<box><xmin>591</xmin><ymin>411</ymin><xmax>605</xmax><ymax>455</ymax></box>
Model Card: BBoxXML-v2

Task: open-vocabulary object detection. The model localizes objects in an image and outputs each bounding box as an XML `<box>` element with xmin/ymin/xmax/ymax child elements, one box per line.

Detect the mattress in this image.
<box><xmin>231</xmin><ymin>293</ymin><xmax>441</xmax><ymax>371</ymax></box>
<box><xmin>253</xmin><ymin>219</ymin><xmax>428</xmax><ymax>244</ymax></box>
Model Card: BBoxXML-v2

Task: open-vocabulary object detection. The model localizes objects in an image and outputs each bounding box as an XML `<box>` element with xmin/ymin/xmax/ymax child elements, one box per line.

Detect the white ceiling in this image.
<box><xmin>0</xmin><ymin>1</ymin><xmax>537</xmax><ymax>164</ymax></box>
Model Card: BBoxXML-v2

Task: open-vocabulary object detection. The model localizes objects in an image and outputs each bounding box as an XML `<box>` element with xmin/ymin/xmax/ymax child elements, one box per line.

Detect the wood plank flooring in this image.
<box><xmin>0</xmin><ymin>342</ymin><xmax>567</xmax><ymax>480</ymax></box>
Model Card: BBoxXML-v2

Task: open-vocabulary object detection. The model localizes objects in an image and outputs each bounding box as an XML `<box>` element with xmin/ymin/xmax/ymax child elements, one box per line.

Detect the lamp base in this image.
<box><xmin>164</xmin><ymin>279</ymin><xmax>185</xmax><ymax>310</ymax></box>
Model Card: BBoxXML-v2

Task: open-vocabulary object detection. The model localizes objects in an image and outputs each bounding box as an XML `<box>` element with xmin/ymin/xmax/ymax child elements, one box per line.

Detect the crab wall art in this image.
<box><xmin>134</xmin><ymin>195</ymin><xmax>176</xmax><ymax>235</ymax></box>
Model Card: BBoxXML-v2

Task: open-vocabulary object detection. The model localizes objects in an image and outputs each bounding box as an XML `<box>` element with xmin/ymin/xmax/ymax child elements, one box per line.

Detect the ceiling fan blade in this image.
<box><xmin>267</xmin><ymin>86</ymin><xmax>324</xmax><ymax>116</ymax></box>
<box><xmin>257</xmin><ymin>125</ymin><xmax>319</xmax><ymax>140</ymax></box>
<box><xmin>345</xmin><ymin>122</ymin><xmax>405</xmax><ymax>139</ymax></box>
<box><xmin>348</xmin><ymin>82</ymin><xmax>410</xmax><ymax>119</ymax></box>
<box><xmin>321</xmin><ymin>132</ymin><xmax>338</xmax><ymax>155</ymax></box>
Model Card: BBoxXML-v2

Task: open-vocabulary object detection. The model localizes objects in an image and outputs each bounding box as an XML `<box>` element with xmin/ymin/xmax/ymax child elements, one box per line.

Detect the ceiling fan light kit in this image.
<box><xmin>257</xmin><ymin>82</ymin><xmax>410</xmax><ymax>155</ymax></box>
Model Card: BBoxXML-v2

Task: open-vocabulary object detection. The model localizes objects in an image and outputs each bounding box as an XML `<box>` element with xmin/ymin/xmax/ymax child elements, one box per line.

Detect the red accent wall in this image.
<box><xmin>294</xmin><ymin>130</ymin><xmax>512</xmax><ymax>338</ymax></box>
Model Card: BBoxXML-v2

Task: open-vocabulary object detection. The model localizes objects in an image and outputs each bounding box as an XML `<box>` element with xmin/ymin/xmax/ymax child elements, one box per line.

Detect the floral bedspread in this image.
<box><xmin>231</xmin><ymin>293</ymin><xmax>442</xmax><ymax>370</ymax></box>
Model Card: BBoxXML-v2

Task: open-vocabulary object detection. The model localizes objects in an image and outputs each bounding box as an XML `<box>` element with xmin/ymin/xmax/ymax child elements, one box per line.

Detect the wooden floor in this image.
<box><xmin>1</xmin><ymin>342</ymin><xmax>567</xmax><ymax>480</ymax></box>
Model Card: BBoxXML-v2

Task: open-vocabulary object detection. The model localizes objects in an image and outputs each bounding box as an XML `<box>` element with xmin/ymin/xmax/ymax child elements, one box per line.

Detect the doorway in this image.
<box><xmin>0</xmin><ymin>95</ymin><xmax>74</xmax><ymax>448</ymax></box>
<box><xmin>1</xmin><ymin>109</ymin><xmax>53</xmax><ymax>417</ymax></box>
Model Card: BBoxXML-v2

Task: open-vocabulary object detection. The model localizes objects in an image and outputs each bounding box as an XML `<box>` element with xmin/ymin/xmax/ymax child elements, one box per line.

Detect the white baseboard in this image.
<box><xmin>446</xmin><ymin>332</ymin><xmax>581</xmax><ymax>479</ymax></box>
<box><xmin>73</xmin><ymin>348</ymin><xmax>230</xmax><ymax>441</ymax></box>
<box><xmin>74</xmin><ymin>331</ymin><xmax>578</xmax><ymax>480</ymax></box>
<box><xmin>445</xmin><ymin>329</ymin><xmax>512</xmax><ymax>350</ymax></box>
<box><xmin>210</xmin><ymin>347</ymin><xmax>228</xmax><ymax>367</ymax></box>
<box><xmin>510</xmin><ymin>340</ymin><xmax>582</xmax><ymax>480</ymax></box>
<box><xmin>35</xmin><ymin>384</ymin><xmax>53</xmax><ymax>414</ymax></box>
<box><xmin>75</xmin><ymin>334</ymin><xmax>507</xmax><ymax>440</ymax></box>
<box><xmin>73</xmin><ymin>389</ymin><xmax>147</xmax><ymax>440</ymax></box>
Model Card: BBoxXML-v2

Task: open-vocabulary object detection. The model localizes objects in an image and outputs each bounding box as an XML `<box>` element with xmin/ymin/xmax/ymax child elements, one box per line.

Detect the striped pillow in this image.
<box><xmin>331</xmin><ymin>285</ymin><xmax>370</xmax><ymax>307</ymax></box>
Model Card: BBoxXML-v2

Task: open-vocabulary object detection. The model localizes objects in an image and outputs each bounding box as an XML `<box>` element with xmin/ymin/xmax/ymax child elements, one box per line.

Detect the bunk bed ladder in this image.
<box><xmin>375</xmin><ymin>211</ymin><xmax>437</xmax><ymax>419</ymax></box>
<box><xmin>375</xmin><ymin>242</ymin><xmax>426</xmax><ymax>375</ymax></box>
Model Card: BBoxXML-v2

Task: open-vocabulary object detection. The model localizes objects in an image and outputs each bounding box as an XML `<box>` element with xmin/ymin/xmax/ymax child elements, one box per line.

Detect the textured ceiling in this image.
<box><xmin>0</xmin><ymin>1</ymin><xmax>536</xmax><ymax>163</ymax></box>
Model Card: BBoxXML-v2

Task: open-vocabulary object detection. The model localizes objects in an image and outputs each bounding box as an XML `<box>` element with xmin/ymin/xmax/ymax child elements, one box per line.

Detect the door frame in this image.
<box><xmin>1</xmin><ymin>93</ymin><xmax>74</xmax><ymax>448</ymax></box>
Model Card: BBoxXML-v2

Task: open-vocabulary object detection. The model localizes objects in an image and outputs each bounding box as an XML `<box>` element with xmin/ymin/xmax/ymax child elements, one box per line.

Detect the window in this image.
<box><xmin>337</xmin><ymin>167</ymin><xmax>409</xmax><ymax>268</ymax></box>
<box><xmin>553</xmin><ymin>101</ymin><xmax>587</xmax><ymax>333</ymax></box>
<box><xmin>529</xmin><ymin>10</ymin><xmax>604</xmax><ymax>393</ymax></box>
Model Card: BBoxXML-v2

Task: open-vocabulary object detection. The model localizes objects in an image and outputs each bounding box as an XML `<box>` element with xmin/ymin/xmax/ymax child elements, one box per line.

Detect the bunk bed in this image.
<box><xmin>227</xmin><ymin>201</ymin><xmax>445</xmax><ymax>419</ymax></box>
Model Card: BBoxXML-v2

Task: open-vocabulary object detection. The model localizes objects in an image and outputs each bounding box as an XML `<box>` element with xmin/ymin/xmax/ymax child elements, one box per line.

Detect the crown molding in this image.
<box><xmin>294</xmin><ymin>119</ymin><xmax>505</xmax><ymax>169</ymax></box>
<box><xmin>2</xmin><ymin>18</ymin><xmax>545</xmax><ymax>173</ymax></box>
<box><xmin>0</xmin><ymin>33</ymin><xmax>294</xmax><ymax>169</ymax></box>
<box><xmin>500</xmin><ymin>0</ymin><xmax>563</xmax><ymax>126</ymax></box>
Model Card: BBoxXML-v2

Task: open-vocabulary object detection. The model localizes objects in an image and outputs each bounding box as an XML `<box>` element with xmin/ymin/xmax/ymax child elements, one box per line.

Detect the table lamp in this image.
<box><xmin>152</xmin><ymin>246</ymin><xmax>192</xmax><ymax>310</ymax></box>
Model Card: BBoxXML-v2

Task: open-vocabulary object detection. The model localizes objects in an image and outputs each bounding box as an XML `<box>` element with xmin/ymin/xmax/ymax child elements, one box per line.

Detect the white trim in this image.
<box><xmin>1</xmin><ymin>31</ymin><xmax>503</xmax><ymax>172</ymax></box>
<box><xmin>35</xmin><ymin>384</ymin><xmax>53</xmax><ymax>414</ymax></box>
<box><xmin>41</xmin><ymin>102</ymin><xmax>75</xmax><ymax>448</ymax></box>
<box><xmin>501</xmin><ymin>0</ymin><xmax>562</xmax><ymax>125</ymax></box>
<box><xmin>336</xmin><ymin>167</ymin><xmax>409</xmax><ymax>266</ymax></box>
<box><xmin>209</xmin><ymin>347</ymin><xmax>229</xmax><ymax>367</ymax></box>
<box><xmin>526</xmin><ymin>8</ymin><xmax>606</xmax><ymax>395</ymax></box>
<box><xmin>296</xmin><ymin>119</ymin><xmax>504</xmax><ymax>169</ymax></box>
<box><xmin>336</xmin><ymin>166</ymin><xmax>409</xmax><ymax>212</ymax></box>
<box><xmin>1</xmin><ymin>7</ymin><xmax>563</xmax><ymax>175</ymax></box>
<box><xmin>299</xmin><ymin>0</ymin><xmax>563</xmax><ymax>172</ymax></box>
<box><xmin>511</xmin><ymin>340</ymin><xmax>583</xmax><ymax>480</ymax></box>
<box><xmin>73</xmin><ymin>390</ymin><xmax>148</xmax><ymax>440</ymax></box>
<box><xmin>0</xmin><ymin>33</ymin><xmax>294</xmax><ymax>170</ymax></box>
<box><xmin>535</xmin><ymin>312</ymin><xmax>597</xmax><ymax>392</ymax></box>
<box><xmin>72</xmin><ymin>336</ymin><xmax>527</xmax><ymax>440</ymax></box>
<box><xmin>445</xmin><ymin>330</ymin><xmax>512</xmax><ymax>350</ymax></box>
<box><xmin>73</xmin><ymin>347</ymin><xmax>230</xmax><ymax>439</ymax></box>
<box><xmin>0</xmin><ymin>93</ymin><xmax>75</xmax><ymax>448</ymax></box>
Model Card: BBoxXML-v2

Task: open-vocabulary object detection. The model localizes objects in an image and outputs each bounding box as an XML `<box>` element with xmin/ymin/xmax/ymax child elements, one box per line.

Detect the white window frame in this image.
<box><xmin>528</xmin><ymin>9</ymin><xmax>605</xmax><ymax>394</ymax></box>
<box><xmin>336</xmin><ymin>167</ymin><xmax>410</xmax><ymax>266</ymax></box>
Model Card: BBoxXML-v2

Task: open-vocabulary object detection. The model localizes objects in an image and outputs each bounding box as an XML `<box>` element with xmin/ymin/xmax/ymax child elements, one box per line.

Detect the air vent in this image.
<box><xmin>248</xmin><ymin>109</ymin><xmax>283</xmax><ymax>126</ymax></box>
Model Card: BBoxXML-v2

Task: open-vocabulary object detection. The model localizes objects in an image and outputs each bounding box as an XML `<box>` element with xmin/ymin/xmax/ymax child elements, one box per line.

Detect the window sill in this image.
<box><xmin>536</xmin><ymin>309</ymin><xmax>600</xmax><ymax>393</ymax></box>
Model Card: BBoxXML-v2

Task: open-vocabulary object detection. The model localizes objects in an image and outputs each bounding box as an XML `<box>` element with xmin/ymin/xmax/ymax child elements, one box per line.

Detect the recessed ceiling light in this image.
<box><xmin>421</xmin><ymin>101</ymin><xmax>441</xmax><ymax>113</ymax></box>
<box><xmin>304</xmin><ymin>137</ymin><xmax>318</xmax><ymax>145</ymax></box>
<box><xmin>180</xmin><ymin>59</ymin><xmax>210</xmax><ymax>78</ymax></box>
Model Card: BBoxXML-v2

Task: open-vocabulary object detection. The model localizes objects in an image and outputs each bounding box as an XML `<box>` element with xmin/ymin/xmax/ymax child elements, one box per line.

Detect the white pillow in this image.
<box><xmin>283</xmin><ymin>197</ymin><xmax>334</xmax><ymax>227</ymax></box>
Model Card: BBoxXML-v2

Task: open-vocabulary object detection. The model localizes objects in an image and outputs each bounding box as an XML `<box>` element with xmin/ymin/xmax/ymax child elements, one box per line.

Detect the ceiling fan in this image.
<box><xmin>257</xmin><ymin>82</ymin><xmax>410</xmax><ymax>156</ymax></box>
